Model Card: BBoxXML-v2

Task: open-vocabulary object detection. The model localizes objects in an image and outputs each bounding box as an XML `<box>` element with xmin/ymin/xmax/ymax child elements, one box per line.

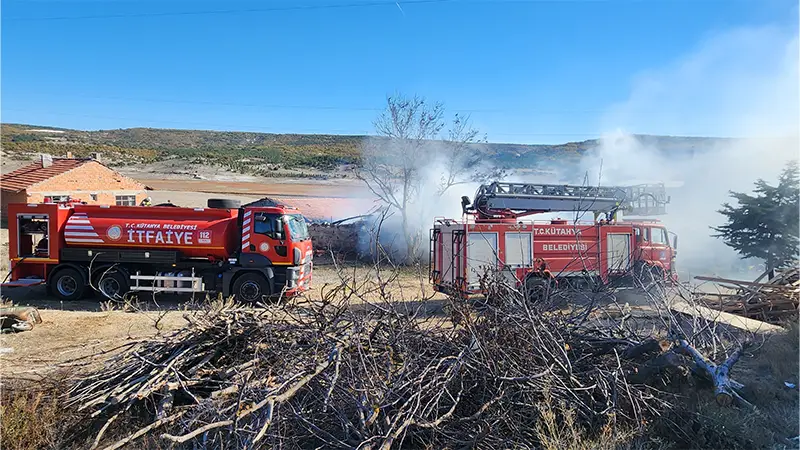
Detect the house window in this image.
<box><xmin>46</xmin><ymin>195</ymin><xmax>69</xmax><ymax>203</ymax></box>
<box><xmin>115</xmin><ymin>195</ymin><xmax>136</xmax><ymax>206</ymax></box>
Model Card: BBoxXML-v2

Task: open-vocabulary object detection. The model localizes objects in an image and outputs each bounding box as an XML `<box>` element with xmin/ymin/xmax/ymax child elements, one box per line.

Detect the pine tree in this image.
<box><xmin>712</xmin><ymin>160</ymin><xmax>799</xmax><ymax>279</ymax></box>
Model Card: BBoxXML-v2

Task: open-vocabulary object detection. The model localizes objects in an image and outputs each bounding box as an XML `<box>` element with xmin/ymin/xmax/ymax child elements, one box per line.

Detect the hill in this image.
<box><xmin>0</xmin><ymin>123</ymin><xmax>721</xmax><ymax>178</ymax></box>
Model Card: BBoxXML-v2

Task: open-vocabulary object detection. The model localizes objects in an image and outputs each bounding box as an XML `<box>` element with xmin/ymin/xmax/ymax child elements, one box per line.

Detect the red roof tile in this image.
<box><xmin>1</xmin><ymin>159</ymin><xmax>91</xmax><ymax>193</ymax></box>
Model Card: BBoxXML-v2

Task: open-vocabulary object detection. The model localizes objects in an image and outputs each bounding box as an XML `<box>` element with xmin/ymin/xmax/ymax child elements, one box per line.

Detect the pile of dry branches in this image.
<box><xmin>694</xmin><ymin>267</ymin><xmax>800</xmax><ymax>323</ymax></box>
<box><xmin>60</xmin><ymin>268</ymin><xmax>762</xmax><ymax>449</ymax></box>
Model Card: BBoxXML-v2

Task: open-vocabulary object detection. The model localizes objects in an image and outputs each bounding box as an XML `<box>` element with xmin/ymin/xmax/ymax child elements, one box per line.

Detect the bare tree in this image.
<box><xmin>358</xmin><ymin>94</ymin><xmax>502</xmax><ymax>262</ymax></box>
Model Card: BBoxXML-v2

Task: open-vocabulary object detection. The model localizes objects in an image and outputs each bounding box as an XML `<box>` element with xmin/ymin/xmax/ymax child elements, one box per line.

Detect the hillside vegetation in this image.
<box><xmin>1</xmin><ymin>123</ymin><xmax>717</xmax><ymax>177</ymax></box>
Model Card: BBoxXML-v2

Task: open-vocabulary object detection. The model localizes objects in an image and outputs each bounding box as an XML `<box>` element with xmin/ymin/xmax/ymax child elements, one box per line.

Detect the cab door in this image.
<box><xmin>246</xmin><ymin>212</ymin><xmax>290</xmax><ymax>264</ymax></box>
<box><xmin>644</xmin><ymin>226</ymin><xmax>672</xmax><ymax>270</ymax></box>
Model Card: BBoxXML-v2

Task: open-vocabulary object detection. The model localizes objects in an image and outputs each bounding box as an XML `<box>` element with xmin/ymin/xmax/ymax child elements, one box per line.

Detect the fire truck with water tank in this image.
<box><xmin>429</xmin><ymin>182</ymin><xmax>678</xmax><ymax>297</ymax></box>
<box><xmin>2</xmin><ymin>197</ymin><xmax>313</xmax><ymax>302</ymax></box>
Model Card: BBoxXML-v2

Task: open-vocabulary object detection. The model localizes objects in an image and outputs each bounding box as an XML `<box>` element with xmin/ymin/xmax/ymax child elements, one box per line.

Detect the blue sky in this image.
<box><xmin>2</xmin><ymin>0</ymin><xmax>797</xmax><ymax>144</ymax></box>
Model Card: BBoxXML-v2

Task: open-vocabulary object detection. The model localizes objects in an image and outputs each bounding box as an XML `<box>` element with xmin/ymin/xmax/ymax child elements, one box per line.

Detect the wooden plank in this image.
<box><xmin>669</xmin><ymin>300</ymin><xmax>783</xmax><ymax>334</ymax></box>
<box><xmin>694</xmin><ymin>276</ymin><xmax>799</xmax><ymax>290</ymax></box>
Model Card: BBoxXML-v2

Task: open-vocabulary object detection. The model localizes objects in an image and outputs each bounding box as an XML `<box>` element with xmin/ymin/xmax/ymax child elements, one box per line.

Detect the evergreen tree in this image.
<box><xmin>712</xmin><ymin>160</ymin><xmax>799</xmax><ymax>278</ymax></box>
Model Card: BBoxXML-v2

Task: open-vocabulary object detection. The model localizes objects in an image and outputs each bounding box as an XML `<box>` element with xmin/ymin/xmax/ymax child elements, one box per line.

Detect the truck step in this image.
<box><xmin>1</xmin><ymin>278</ymin><xmax>45</xmax><ymax>288</ymax></box>
<box><xmin>130</xmin><ymin>273</ymin><xmax>205</xmax><ymax>293</ymax></box>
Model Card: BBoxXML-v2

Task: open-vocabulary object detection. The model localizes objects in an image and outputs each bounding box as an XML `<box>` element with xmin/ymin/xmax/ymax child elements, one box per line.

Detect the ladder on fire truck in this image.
<box><xmin>465</xmin><ymin>181</ymin><xmax>669</xmax><ymax>218</ymax></box>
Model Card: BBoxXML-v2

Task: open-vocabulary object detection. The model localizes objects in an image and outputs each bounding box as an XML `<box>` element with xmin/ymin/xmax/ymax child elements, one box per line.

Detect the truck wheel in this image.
<box><xmin>207</xmin><ymin>198</ymin><xmax>241</xmax><ymax>209</ymax></box>
<box><xmin>233</xmin><ymin>273</ymin><xmax>271</xmax><ymax>303</ymax></box>
<box><xmin>50</xmin><ymin>268</ymin><xmax>86</xmax><ymax>301</ymax></box>
<box><xmin>525</xmin><ymin>277</ymin><xmax>552</xmax><ymax>303</ymax></box>
<box><xmin>98</xmin><ymin>271</ymin><xmax>130</xmax><ymax>300</ymax></box>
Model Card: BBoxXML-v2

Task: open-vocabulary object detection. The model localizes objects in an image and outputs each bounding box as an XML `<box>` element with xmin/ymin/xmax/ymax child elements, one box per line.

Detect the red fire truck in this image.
<box><xmin>429</xmin><ymin>182</ymin><xmax>678</xmax><ymax>297</ymax></box>
<box><xmin>2</xmin><ymin>198</ymin><xmax>313</xmax><ymax>302</ymax></box>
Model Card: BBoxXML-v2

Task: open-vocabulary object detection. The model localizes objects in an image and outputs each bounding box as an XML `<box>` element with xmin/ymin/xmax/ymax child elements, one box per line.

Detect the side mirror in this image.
<box><xmin>672</xmin><ymin>235</ymin><xmax>678</xmax><ymax>249</ymax></box>
<box><xmin>461</xmin><ymin>196</ymin><xmax>472</xmax><ymax>214</ymax></box>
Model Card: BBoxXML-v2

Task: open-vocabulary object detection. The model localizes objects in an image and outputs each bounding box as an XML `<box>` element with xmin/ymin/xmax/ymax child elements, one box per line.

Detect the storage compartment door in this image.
<box><xmin>606</xmin><ymin>233</ymin><xmax>632</xmax><ymax>272</ymax></box>
<box><xmin>439</xmin><ymin>227</ymin><xmax>455</xmax><ymax>284</ymax></box>
<box><xmin>504</xmin><ymin>232</ymin><xmax>532</xmax><ymax>267</ymax></box>
<box><xmin>467</xmin><ymin>232</ymin><xmax>498</xmax><ymax>287</ymax></box>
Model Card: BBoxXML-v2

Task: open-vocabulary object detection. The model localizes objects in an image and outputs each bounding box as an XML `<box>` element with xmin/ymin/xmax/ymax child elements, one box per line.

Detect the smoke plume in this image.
<box><xmin>577</xmin><ymin>26</ymin><xmax>799</xmax><ymax>279</ymax></box>
<box><xmin>356</xmin><ymin>25</ymin><xmax>798</xmax><ymax>276</ymax></box>
<box><xmin>356</xmin><ymin>137</ymin><xmax>485</xmax><ymax>264</ymax></box>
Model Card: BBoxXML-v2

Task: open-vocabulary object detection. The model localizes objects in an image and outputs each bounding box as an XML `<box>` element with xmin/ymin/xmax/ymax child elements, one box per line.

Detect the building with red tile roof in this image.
<box><xmin>1</xmin><ymin>155</ymin><xmax>149</xmax><ymax>217</ymax></box>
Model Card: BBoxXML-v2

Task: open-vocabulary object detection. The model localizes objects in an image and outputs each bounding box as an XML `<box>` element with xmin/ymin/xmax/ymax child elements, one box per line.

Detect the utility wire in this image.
<box><xmin>6</xmin><ymin>0</ymin><xmax>456</xmax><ymax>22</ymax></box>
<box><xmin>23</xmin><ymin>94</ymin><xmax>607</xmax><ymax>115</ymax></box>
<box><xmin>5</xmin><ymin>0</ymin><xmax>742</xmax><ymax>21</ymax></box>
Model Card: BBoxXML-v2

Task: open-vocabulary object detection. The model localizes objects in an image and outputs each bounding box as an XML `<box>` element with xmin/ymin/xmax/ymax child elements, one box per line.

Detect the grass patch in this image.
<box><xmin>1</xmin><ymin>381</ymin><xmax>66</xmax><ymax>450</ymax></box>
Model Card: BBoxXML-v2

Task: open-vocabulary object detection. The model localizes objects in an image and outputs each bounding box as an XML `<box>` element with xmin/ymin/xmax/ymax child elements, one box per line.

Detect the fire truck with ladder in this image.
<box><xmin>2</xmin><ymin>197</ymin><xmax>313</xmax><ymax>302</ymax></box>
<box><xmin>429</xmin><ymin>181</ymin><xmax>678</xmax><ymax>297</ymax></box>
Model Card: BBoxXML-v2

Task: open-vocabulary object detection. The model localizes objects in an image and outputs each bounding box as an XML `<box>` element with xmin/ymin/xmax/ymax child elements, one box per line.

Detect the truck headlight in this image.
<box><xmin>293</xmin><ymin>247</ymin><xmax>301</xmax><ymax>265</ymax></box>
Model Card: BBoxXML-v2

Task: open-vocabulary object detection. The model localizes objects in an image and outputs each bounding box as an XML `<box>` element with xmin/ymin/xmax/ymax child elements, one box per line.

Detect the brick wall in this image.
<box><xmin>1</xmin><ymin>191</ymin><xmax>27</xmax><ymax>221</ymax></box>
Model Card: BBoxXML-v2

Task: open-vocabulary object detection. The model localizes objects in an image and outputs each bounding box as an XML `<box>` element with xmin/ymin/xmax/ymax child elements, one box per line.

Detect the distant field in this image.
<box><xmin>1</xmin><ymin>123</ymin><xmax>723</xmax><ymax>185</ymax></box>
<box><xmin>144</xmin><ymin>178</ymin><xmax>369</xmax><ymax>198</ymax></box>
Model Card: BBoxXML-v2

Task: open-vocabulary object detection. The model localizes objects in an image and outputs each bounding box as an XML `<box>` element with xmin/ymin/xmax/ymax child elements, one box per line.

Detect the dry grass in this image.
<box><xmin>534</xmin><ymin>386</ymin><xmax>640</xmax><ymax>450</ymax></box>
<box><xmin>0</xmin><ymin>380</ymin><xmax>66</xmax><ymax>450</ymax></box>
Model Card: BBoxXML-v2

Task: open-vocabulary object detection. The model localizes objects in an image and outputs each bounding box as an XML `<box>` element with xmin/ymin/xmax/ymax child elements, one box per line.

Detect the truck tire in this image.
<box><xmin>232</xmin><ymin>272</ymin><xmax>271</xmax><ymax>303</ymax></box>
<box><xmin>98</xmin><ymin>271</ymin><xmax>130</xmax><ymax>300</ymax></box>
<box><xmin>525</xmin><ymin>277</ymin><xmax>552</xmax><ymax>303</ymax></box>
<box><xmin>50</xmin><ymin>267</ymin><xmax>86</xmax><ymax>301</ymax></box>
<box><xmin>207</xmin><ymin>198</ymin><xmax>241</xmax><ymax>209</ymax></box>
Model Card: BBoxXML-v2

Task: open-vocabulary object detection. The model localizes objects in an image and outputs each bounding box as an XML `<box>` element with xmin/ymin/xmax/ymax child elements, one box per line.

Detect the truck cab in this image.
<box><xmin>236</xmin><ymin>205</ymin><xmax>313</xmax><ymax>299</ymax></box>
<box><xmin>632</xmin><ymin>223</ymin><xmax>677</xmax><ymax>281</ymax></box>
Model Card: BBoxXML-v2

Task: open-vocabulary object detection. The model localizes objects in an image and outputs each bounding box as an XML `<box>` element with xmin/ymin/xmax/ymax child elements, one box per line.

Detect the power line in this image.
<box><xmin>5</xmin><ymin>0</ymin><xmax>745</xmax><ymax>22</ymax></box>
<box><xmin>6</xmin><ymin>0</ymin><xmax>455</xmax><ymax>22</ymax></box>
<box><xmin>14</xmin><ymin>94</ymin><xmax>608</xmax><ymax>115</ymax></box>
<box><xmin>72</xmin><ymin>95</ymin><xmax>386</xmax><ymax>112</ymax></box>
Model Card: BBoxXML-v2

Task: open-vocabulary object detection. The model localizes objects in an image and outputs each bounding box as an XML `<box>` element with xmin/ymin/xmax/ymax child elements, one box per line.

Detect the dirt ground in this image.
<box><xmin>0</xmin><ymin>174</ymin><xmax>411</xmax><ymax>380</ymax></box>
<box><xmin>0</xmin><ymin>263</ymin><xmax>442</xmax><ymax>379</ymax></box>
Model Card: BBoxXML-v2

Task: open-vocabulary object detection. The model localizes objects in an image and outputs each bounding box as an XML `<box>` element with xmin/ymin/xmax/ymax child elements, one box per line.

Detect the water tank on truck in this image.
<box><xmin>62</xmin><ymin>204</ymin><xmax>240</xmax><ymax>260</ymax></box>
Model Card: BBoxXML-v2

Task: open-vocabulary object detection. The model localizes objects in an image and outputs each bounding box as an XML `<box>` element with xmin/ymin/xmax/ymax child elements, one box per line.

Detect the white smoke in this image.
<box><xmin>577</xmin><ymin>25</ymin><xmax>799</xmax><ymax>279</ymax></box>
<box><xmin>356</xmin><ymin>137</ymin><xmax>485</xmax><ymax>264</ymax></box>
<box><xmin>356</xmin><ymin>25</ymin><xmax>798</xmax><ymax>273</ymax></box>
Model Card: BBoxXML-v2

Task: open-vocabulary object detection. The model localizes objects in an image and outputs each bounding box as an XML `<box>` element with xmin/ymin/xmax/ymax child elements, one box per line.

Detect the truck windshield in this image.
<box><xmin>650</xmin><ymin>227</ymin><xmax>669</xmax><ymax>246</ymax></box>
<box><xmin>285</xmin><ymin>214</ymin><xmax>309</xmax><ymax>241</ymax></box>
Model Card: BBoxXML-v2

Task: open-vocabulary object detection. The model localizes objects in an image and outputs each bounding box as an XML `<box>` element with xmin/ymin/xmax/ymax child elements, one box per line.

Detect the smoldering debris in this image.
<box><xmin>308</xmin><ymin>219</ymin><xmax>365</xmax><ymax>262</ymax></box>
